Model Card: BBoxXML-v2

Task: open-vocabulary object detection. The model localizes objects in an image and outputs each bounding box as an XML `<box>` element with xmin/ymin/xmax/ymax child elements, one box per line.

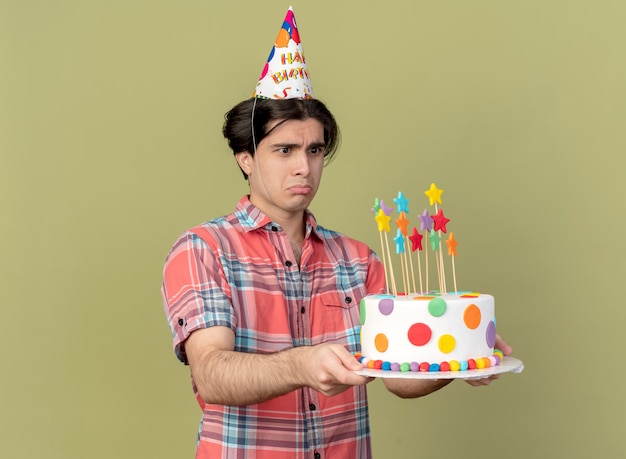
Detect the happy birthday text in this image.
<box><xmin>271</xmin><ymin>52</ymin><xmax>309</xmax><ymax>84</ymax></box>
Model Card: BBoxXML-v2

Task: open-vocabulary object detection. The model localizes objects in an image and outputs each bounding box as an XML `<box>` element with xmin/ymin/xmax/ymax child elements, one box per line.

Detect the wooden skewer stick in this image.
<box><xmin>439</xmin><ymin>244</ymin><xmax>447</xmax><ymax>294</ymax></box>
<box><xmin>451</xmin><ymin>253</ymin><xmax>458</xmax><ymax>294</ymax></box>
<box><xmin>416</xmin><ymin>248</ymin><xmax>423</xmax><ymax>293</ymax></box>
<box><xmin>405</xmin><ymin>235</ymin><xmax>416</xmax><ymax>293</ymax></box>
<box><xmin>384</xmin><ymin>233</ymin><xmax>398</xmax><ymax>296</ymax></box>
<box><xmin>399</xmin><ymin>252</ymin><xmax>408</xmax><ymax>294</ymax></box>
<box><xmin>434</xmin><ymin>240</ymin><xmax>442</xmax><ymax>293</ymax></box>
<box><xmin>379</xmin><ymin>231</ymin><xmax>390</xmax><ymax>295</ymax></box>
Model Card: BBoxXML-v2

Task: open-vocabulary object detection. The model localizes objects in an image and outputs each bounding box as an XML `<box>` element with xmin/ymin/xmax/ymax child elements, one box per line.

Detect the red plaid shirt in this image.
<box><xmin>162</xmin><ymin>196</ymin><xmax>385</xmax><ymax>458</ymax></box>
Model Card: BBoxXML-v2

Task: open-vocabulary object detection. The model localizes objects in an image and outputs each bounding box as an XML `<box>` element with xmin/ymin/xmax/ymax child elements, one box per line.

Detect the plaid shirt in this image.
<box><xmin>162</xmin><ymin>196</ymin><xmax>385</xmax><ymax>459</ymax></box>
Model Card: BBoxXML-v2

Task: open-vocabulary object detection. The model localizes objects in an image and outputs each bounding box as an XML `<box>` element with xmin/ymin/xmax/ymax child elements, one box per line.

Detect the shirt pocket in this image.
<box><xmin>320</xmin><ymin>291</ymin><xmax>358</xmax><ymax>309</ymax></box>
<box><xmin>317</xmin><ymin>291</ymin><xmax>362</xmax><ymax>351</ymax></box>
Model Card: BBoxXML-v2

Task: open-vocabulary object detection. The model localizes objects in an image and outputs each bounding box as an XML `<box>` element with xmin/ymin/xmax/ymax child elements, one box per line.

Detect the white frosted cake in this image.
<box><xmin>357</xmin><ymin>292</ymin><xmax>501</xmax><ymax>372</ymax></box>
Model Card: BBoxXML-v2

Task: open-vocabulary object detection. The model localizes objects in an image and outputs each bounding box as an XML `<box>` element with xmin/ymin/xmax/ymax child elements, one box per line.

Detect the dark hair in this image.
<box><xmin>223</xmin><ymin>98</ymin><xmax>340</xmax><ymax>179</ymax></box>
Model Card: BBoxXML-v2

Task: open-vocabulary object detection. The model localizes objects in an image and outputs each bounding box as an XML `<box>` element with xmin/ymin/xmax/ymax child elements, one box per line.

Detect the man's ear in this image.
<box><xmin>235</xmin><ymin>151</ymin><xmax>253</xmax><ymax>177</ymax></box>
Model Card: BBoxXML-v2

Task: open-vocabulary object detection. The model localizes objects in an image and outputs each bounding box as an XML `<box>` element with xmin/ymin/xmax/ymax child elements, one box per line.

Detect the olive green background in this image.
<box><xmin>2</xmin><ymin>1</ymin><xmax>625</xmax><ymax>457</ymax></box>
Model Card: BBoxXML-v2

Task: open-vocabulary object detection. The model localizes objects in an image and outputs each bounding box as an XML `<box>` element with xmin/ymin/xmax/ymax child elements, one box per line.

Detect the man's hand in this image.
<box><xmin>464</xmin><ymin>334</ymin><xmax>513</xmax><ymax>387</ymax></box>
<box><xmin>296</xmin><ymin>344</ymin><xmax>373</xmax><ymax>397</ymax></box>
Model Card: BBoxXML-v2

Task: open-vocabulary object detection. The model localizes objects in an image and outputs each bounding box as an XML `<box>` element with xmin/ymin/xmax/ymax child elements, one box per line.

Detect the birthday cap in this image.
<box><xmin>254</xmin><ymin>6</ymin><xmax>314</xmax><ymax>99</ymax></box>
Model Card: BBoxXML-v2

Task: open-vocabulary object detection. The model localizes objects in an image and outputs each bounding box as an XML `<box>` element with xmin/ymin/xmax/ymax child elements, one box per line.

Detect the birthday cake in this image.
<box><xmin>357</xmin><ymin>292</ymin><xmax>500</xmax><ymax>372</ymax></box>
<box><xmin>356</xmin><ymin>184</ymin><xmax>502</xmax><ymax>373</ymax></box>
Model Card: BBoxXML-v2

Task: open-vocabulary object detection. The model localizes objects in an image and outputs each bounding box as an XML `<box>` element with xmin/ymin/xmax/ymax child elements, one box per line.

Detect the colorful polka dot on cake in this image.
<box><xmin>486</xmin><ymin>321</ymin><xmax>496</xmax><ymax>347</ymax></box>
<box><xmin>438</xmin><ymin>334</ymin><xmax>456</xmax><ymax>353</ymax></box>
<box><xmin>359</xmin><ymin>299</ymin><xmax>367</xmax><ymax>325</ymax></box>
<box><xmin>463</xmin><ymin>304</ymin><xmax>481</xmax><ymax>329</ymax></box>
<box><xmin>378</xmin><ymin>298</ymin><xmax>394</xmax><ymax>315</ymax></box>
<box><xmin>374</xmin><ymin>333</ymin><xmax>388</xmax><ymax>352</ymax></box>
<box><xmin>428</xmin><ymin>297</ymin><xmax>447</xmax><ymax>317</ymax></box>
<box><xmin>408</xmin><ymin>322</ymin><xmax>432</xmax><ymax>346</ymax></box>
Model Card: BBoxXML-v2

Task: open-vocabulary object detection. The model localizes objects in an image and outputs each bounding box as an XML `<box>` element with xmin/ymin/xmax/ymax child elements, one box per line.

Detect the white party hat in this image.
<box><xmin>254</xmin><ymin>6</ymin><xmax>314</xmax><ymax>99</ymax></box>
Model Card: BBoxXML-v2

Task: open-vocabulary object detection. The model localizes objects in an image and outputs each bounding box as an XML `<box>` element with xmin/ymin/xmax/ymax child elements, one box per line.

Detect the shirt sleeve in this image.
<box><xmin>366</xmin><ymin>249</ymin><xmax>387</xmax><ymax>295</ymax></box>
<box><xmin>161</xmin><ymin>230</ymin><xmax>235</xmax><ymax>364</ymax></box>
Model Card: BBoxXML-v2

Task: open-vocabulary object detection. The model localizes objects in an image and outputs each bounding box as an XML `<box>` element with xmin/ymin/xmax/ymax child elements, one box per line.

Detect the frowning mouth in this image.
<box><xmin>288</xmin><ymin>184</ymin><xmax>313</xmax><ymax>195</ymax></box>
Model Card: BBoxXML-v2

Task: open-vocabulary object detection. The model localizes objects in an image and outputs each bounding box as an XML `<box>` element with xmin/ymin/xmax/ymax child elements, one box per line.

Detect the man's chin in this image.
<box><xmin>287</xmin><ymin>195</ymin><xmax>315</xmax><ymax>211</ymax></box>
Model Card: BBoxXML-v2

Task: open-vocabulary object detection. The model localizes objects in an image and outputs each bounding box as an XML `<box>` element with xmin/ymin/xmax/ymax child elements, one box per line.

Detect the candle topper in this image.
<box><xmin>370</xmin><ymin>183</ymin><xmax>461</xmax><ymax>295</ymax></box>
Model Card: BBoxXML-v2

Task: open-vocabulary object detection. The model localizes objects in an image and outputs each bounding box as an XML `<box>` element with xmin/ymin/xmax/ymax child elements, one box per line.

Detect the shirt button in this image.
<box><xmin>285</xmin><ymin>260</ymin><xmax>293</xmax><ymax>267</ymax></box>
<box><xmin>309</xmin><ymin>403</ymin><xmax>316</xmax><ymax>411</ymax></box>
<box><xmin>314</xmin><ymin>453</ymin><xmax>321</xmax><ymax>459</ymax></box>
<box><xmin>300</xmin><ymin>306</ymin><xmax>306</xmax><ymax>314</ymax></box>
<box><xmin>345</xmin><ymin>296</ymin><xmax>352</xmax><ymax>304</ymax></box>
<box><xmin>177</xmin><ymin>318</ymin><xmax>184</xmax><ymax>326</ymax></box>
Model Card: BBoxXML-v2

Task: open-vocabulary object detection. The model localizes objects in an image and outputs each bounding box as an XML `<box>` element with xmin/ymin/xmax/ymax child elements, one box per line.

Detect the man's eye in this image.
<box><xmin>310</xmin><ymin>147</ymin><xmax>324</xmax><ymax>154</ymax></box>
<box><xmin>279</xmin><ymin>147</ymin><xmax>290</xmax><ymax>154</ymax></box>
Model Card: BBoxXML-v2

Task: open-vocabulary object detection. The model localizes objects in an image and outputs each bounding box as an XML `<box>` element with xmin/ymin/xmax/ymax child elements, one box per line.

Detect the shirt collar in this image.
<box><xmin>234</xmin><ymin>195</ymin><xmax>321</xmax><ymax>239</ymax></box>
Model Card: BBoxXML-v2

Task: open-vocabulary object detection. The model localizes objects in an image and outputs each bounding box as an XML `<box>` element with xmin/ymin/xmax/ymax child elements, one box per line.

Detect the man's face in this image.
<box><xmin>236</xmin><ymin>118</ymin><xmax>326</xmax><ymax>220</ymax></box>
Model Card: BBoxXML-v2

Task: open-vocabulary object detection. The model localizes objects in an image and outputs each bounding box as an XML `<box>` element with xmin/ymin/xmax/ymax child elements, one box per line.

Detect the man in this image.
<box><xmin>162</xmin><ymin>8</ymin><xmax>512</xmax><ymax>458</ymax></box>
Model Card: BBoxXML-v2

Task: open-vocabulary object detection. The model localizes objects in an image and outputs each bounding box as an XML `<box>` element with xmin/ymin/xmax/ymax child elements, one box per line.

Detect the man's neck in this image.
<box><xmin>276</xmin><ymin>214</ymin><xmax>305</xmax><ymax>240</ymax></box>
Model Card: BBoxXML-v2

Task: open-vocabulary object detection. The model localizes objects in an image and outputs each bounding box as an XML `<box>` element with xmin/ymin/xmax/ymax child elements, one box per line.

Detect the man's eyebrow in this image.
<box><xmin>270</xmin><ymin>142</ymin><xmax>299</xmax><ymax>148</ymax></box>
<box><xmin>270</xmin><ymin>141</ymin><xmax>326</xmax><ymax>148</ymax></box>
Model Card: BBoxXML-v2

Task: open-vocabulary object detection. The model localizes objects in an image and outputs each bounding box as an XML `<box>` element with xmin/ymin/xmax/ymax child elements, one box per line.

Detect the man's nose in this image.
<box><xmin>293</xmin><ymin>151</ymin><xmax>310</xmax><ymax>176</ymax></box>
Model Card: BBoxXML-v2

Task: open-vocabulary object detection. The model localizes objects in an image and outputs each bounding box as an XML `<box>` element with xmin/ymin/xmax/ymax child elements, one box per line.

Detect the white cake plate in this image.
<box><xmin>354</xmin><ymin>356</ymin><xmax>524</xmax><ymax>380</ymax></box>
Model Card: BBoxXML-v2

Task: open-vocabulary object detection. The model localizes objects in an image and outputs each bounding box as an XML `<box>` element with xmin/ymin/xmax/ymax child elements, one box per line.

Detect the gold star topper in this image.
<box><xmin>375</xmin><ymin>208</ymin><xmax>391</xmax><ymax>233</ymax></box>
<box><xmin>424</xmin><ymin>182</ymin><xmax>444</xmax><ymax>206</ymax></box>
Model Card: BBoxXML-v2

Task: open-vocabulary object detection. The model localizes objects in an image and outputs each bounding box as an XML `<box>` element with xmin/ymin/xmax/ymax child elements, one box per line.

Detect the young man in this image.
<box><xmin>161</xmin><ymin>8</ymin><xmax>511</xmax><ymax>458</ymax></box>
